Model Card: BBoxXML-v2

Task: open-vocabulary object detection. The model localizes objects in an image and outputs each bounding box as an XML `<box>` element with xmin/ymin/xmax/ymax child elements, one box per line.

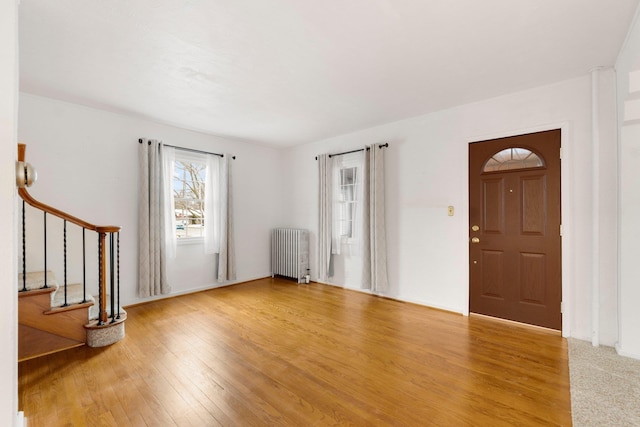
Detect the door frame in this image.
<box><xmin>466</xmin><ymin>123</ymin><xmax>571</xmax><ymax>338</ymax></box>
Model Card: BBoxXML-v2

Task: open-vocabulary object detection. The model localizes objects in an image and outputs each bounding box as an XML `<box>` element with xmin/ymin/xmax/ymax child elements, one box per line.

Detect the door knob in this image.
<box><xmin>471</xmin><ymin>237</ymin><xmax>480</xmax><ymax>243</ymax></box>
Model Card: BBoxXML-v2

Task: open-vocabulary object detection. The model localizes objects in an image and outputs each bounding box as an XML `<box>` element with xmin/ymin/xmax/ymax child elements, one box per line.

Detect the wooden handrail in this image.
<box><xmin>18</xmin><ymin>143</ymin><xmax>25</xmax><ymax>162</ymax></box>
<box><xmin>17</xmin><ymin>144</ymin><xmax>121</xmax><ymax>233</ymax></box>
<box><xmin>18</xmin><ymin>186</ymin><xmax>121</xmax><ymax>232</ymax></box>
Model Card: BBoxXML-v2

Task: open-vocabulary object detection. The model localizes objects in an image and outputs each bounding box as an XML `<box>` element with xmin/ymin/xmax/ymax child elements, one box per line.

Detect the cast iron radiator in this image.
<box><xmin>271</xmin><ymin>228</ymin><xmax>309</xmax><ymax>283</ymax></box>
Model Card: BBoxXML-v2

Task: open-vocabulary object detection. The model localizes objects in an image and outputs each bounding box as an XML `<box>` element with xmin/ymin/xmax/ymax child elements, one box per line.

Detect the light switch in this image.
<box><xmin>447</xmin><ymin>205</ymin><xmax>454</xmax><ymax>216</ymax></box>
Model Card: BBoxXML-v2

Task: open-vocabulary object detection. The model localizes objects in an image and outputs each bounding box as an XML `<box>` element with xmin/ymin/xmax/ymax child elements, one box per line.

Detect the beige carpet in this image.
<box><xmin>568</xmin><ymin>338</ymin><xmax>640</xmax><ymax>426</ymax></box>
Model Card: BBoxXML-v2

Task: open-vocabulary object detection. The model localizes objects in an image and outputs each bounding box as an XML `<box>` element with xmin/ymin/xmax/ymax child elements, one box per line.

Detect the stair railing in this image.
<box><xmin>17</xmin><ymin>143</ymin><xmax>121</xmax><ymax>325</ymax></box>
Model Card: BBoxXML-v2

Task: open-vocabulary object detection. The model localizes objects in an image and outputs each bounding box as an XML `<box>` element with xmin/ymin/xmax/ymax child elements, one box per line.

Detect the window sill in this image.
<box><xmin>177</xmin><ymin>237</ymin><xmax>204</xmax><ymax>246</ymax></box>
<box><xmin>340</xmin><ymin>238</ymin><xmax>359</xmax><ymax>246</ymax></box>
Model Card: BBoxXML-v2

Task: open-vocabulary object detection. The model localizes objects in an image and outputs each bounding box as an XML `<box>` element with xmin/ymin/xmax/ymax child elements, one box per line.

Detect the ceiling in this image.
<box><xmin>19</xmin><ymin>0</ymin><xmax>640</xmax><ymax>148</ymax></box>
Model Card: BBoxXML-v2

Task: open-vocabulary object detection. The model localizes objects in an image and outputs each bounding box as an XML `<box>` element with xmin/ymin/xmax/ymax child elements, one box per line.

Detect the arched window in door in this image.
<box><xmin>483</xmin><ymin>147</ymin><xmax>544</xmax><ymax>172</ymax></box>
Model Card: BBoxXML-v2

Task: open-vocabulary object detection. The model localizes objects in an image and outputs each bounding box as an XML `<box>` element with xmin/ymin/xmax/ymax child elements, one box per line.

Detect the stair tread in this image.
<box><xmin>45</xmin><ymin>301</ymin><xmax>94</xmax><ymax>315</ymax></box>
<box><xmin>18</xmin><ymin>270</ymin><xmax>58</xmax><ymax>291</ymax></box>
<box><xmin>51</xmin><ymin>283</ymin><xmax>95</xmax><ymax>308</ymax></box>
<box><xmin>18</xmin><ymin>286</ymin><xmax>56</xmax><ymax>298</ymax></box>
<box><xmin>18</xmin><ymin>271</ymin><xmax>97</xmax><ymax>309</ymax></box>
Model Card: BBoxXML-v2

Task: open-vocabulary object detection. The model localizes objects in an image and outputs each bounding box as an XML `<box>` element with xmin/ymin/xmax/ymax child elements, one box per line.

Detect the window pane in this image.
<box><xmin>483</xmin><ymin>148</ymin><xmax>544</xmax><ymax>172</ymax></box>
<box><xmin>173</xmin><ymin>159</ymin><xmax>206</xmax><ymax>239</ymax></box>
<box><xmin>336</xmin><ymin>166</ymin><xmax>359</xmax><ymax>240</ymax></box>
<box><xmin>339</xmin><ymin>167</ymin><xmax>357</xmax><ymax>203</ymax></box>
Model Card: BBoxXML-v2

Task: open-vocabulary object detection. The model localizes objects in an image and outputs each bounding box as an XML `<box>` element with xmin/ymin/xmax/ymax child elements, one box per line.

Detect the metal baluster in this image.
<box><xmin>116</xmin><ymin>232</ymin><xmax>121</xmax><ymax>320</ymax></box>
<box><xmin>98</xmin><ymin>235</ymin><xmax>104</xmax><ymax>326</ymax></box>
<box><xmin>82</xmin><ymin>228</ymin><xmax>87</xmax><ymax>303</ymax></box>
<box><xmin>109</xmin><ymin>233</ymin><xmax>115</xmax><ymax>322</ymax></box>
<box><xmin>62</xmin><ymin>220</ymin><xmax>68</xmax><ymax>307</ymax></box>
<box><xmin>21</xmin><ymin>200</ymin><xmax>26</xmax><ymax>292</ymax></box>
<box><xmin>43</xmin><ymin>212</ymin><xmax>48</xmax><ymax>288</ymax></box>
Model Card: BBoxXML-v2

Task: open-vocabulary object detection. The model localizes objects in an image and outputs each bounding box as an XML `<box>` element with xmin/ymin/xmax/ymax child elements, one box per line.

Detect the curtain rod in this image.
<box><xmin>315</xmin><ymin>143</ymin><xmax>389</xmax><ymax>160</ymax></box>
<box><xmin>138</xmin><ymin>139</ymin><xmax>236</xmax><ymax>159</ymax></box>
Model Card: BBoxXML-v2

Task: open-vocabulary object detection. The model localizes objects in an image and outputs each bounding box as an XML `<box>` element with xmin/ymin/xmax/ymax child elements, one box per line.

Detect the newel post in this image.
<box><xmin>96</xmin><ymin>225</ymin><xmax>121</xmax><ymax>325</ymax></box>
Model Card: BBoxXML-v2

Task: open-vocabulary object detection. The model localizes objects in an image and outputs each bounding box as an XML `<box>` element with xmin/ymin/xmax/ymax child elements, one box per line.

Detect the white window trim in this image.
<box><xmin>173</xmin><ymin>150</ymin><xmax>207</xmax><ymax>244</ymax></box>
<box><xmin>332</xmin><ymin>152</ymin><xmax>364</xmax><ymax>255</ymax></box>
<box><xmin>338</xmin><ymin>165</ymin><xmax>359</xmax><ymax>245</ymax></box>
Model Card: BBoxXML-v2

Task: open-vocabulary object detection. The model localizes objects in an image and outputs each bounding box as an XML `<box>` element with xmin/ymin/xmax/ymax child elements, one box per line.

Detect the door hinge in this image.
<box><xmin>560</xmin><ymin>147</ymin><xmax>563</xmax><ymax>159</ymax></box>
<box><xmin>560</xmin><ymin>224</ymin><xmax>563</xmax><ymax>236</ymax></box>
<box><xmin>561</xmin><ymin>301</ymin><xmax>565</xmax><ymax>313</ymax></box>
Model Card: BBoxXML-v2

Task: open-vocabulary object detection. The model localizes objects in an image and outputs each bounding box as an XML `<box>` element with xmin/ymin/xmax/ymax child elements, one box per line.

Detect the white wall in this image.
<box><xmin>282</xmin><ymin>74</ymin><xmax>619</xmax><ymax>345</ymax></box>
<box><xmin>0</xmin><ymin>0</ymin><xmax>20</xmax><ymax>425</ymax></box>
<box><xmin>18</xmin><ymin>94</ymin><xmax>282</xmax><ymax>306</ymax></box>
<box><xmin>616</xmin><ymin>6</ymin><xmax>640</xmax><ymax>358</ymax></box>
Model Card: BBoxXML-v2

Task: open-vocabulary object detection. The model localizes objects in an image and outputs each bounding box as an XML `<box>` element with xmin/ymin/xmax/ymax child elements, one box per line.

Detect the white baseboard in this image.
<box><xmin>615</xmin><ymin>343</ymin><xmax>640</xmax><ymax>360</ymax></box>
<box><xmin>314</xmin><ymin>280</ymin><xmax>464</xmax><ymax>315</ymax></box>
<box><xmin>16</xmin><ymin>411</ymin><xmax>25</xmax><ymax>427</ymax></box>
<box><xmin>123</xmin><ymin>274</ymin><xmax>272</xmax><ymax>307</ymax></box>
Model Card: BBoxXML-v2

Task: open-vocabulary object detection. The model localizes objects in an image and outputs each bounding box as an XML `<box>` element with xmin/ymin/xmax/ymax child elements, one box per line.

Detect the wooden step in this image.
<box><xmin>17</xmin><ymin>271</ymin><xmax>126</xmax><ymax>357</ymax></box>
<box><xmin>18</xmin><ymin>286</ymin><xmax>55</xmax><ymax>298</ymax></box>
<box><xmin>18</xmin><ymin>271</ymin><xmax>95</xmax><ymax>309</ymax></box>
<box><xmin>18</xmin><ymin>270</ymin><xmax>58</xmax><ymax>291</ymax></box>
<box><xmin>46</xmin><ymin>301</ymin><xmax>94</xmax><ymax>316</ymax></box>
<box><xmin>51</xmin><ymin>283</ymin><xmax>95</xmax><ymax>308</ymax></box>
<box><xmin>18</xmin><ymin>324</ymin><xmax>84</xmax><ymax>362</ymax></box>
<box><xmin>19</xmin><ymin>288</ymin><xmax>89</xmax><ymax>342</ymax></box>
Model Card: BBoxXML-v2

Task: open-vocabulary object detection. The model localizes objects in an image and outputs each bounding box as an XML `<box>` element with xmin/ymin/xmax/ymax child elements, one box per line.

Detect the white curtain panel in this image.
<box><xmin>138</xmin><ymin>139</ymin><xmax>172</xmax><ymax>297</ymax></box>
<box><xmin>216</xmin><ymin>155</ymin><xmax>236</xmax><ymax>283</ymax></box>
<box><xmin>362</xmin><ymin>145</ymin><xmax>389</xmax><ymax>292</ymax></box>
<box><xmin>162</xmin><ymin>146</ymin><xmax>177</xmax><ymax>259</ymax></box>
<box><xmin>317</xmin><ymin>153</ymin><xmax>332</xmax><ymax>281</ymax></box>
<box><xmin>330</xmin><ymin>156</ymin><xmax>341</xmax><ymax>255</ymax></box>
<box><xmin>204</xmin><ymin>153</ymin><xmax>221</xmax><ymax>255</ymax></box>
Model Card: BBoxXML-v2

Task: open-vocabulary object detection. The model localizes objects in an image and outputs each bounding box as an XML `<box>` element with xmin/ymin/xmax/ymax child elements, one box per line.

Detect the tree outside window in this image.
<box><xmin>338</xmin><ymin>166</ymin><xmax>357</xmax><ymax>239</ymax></box>
<box><xmin>173</xmin><ymin>160</ymin><xmax>206</xmax><ymax>238</ymax></box>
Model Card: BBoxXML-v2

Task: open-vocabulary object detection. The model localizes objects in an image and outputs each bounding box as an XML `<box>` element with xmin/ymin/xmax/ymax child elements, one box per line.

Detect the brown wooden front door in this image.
<box><xmin>469</xmin><ymin>129</ymin><xmax>562</xmax><ymax>330</ymax></box>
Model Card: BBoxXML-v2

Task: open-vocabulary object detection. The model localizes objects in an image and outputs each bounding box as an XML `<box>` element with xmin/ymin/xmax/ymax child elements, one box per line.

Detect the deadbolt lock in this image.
<box><xmin>471</xmin><ymin>225</ymin><xmax>479</xmax><ymax>232</ymax></box>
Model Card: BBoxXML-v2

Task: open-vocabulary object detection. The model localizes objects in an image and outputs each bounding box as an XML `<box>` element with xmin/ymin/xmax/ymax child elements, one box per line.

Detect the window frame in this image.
<box><xmin>482</xmin><ymin>146</ymin><xmax>545</xmax><ymax>173</ymax></box>
<box><xmin>172</xmin><ymin>150</ymin><xmax>207</xmax><ymax>244</ymax></box>
<box><xmin>334</xmin><ymin>155</ymin><xmax>363</xmax><ymax>247</ymax></box>
<box><xmin>337</xmin><ymin>165</ymin><xmax>358</xmax><ymax>242</ymax></box>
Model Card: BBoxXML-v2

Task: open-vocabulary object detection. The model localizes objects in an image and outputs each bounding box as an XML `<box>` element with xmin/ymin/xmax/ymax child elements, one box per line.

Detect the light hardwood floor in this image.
<box><xmin>19</xmin><ymin>278</ymin><xmax>572</xmax><ymax>426</ymax></box>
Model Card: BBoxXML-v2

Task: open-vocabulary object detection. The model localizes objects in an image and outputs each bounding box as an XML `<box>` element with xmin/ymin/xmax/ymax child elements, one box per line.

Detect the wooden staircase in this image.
<box><xmin>18</xmin><ymin>271</ymin><xmax>127</xmax><ymax>361</ymax></box>
<box><xmin>17</xmin><ymin>143</ymin><xmax>126</xmax><ymax>361</ymax></box>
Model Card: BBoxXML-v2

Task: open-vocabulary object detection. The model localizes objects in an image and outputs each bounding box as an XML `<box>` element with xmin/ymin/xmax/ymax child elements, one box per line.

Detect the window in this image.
<box><xmin>338</xmin><ymin>166</ymin><xmax>358</xmax><ymax>239</ymax></box>
<box><xmin>331</xmin><ymin>151</ymin><xmax>364</xmax><ymax>254</ymax></box>
<box><xmin>162</xmin><ymin>147</ymin><xmax>224</xmax><ymax>256</ymax></box>
<box><xmin>172</xmin><ymin>153</ymin><xmax>206</xmax><ymax>239</ymax></box>
<box><xmin>483</xmin><ymin>147</ymin><xmax>544</xmax><ymax>172</ymax></box>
